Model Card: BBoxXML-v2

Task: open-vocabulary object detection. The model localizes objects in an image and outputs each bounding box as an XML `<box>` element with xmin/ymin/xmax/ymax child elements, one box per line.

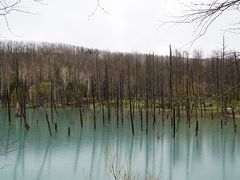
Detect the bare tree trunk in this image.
<box><xmin>91</xmin><ymin>77</ymin><xmax>96</xmax><ymax>130</ymax></box>
<box><xmin>145</xmin><ymin>56</ymin><xmax>149</xmax><ymax>134</ymax></box>
<box><xmin>100</xmin><ymin>87</ymin><xmax>105</xmax><ymax>126</ymax></box>
<box><xmin>105</xmin><ymin>59</ymin><xmax>111</xmax><ymax>123</ymax></box>
<box><xmin>140</xmin><ymin>108</ymin><xmax>143</xmax><ymax>131</ymax></box>
<box><xmin>195</xmin><ymin>120</ymin><xmax>199</xmax><ymax>136</ymax></box>
<box><xmin>128</xmin><ymin>60</ymin><xmax>134</xmax><ymax>135</ymax></box>
<box><xmin>6</xmin><ymin>87</ymin><xmax>11</xmax><ymax>125</ymax></box>
<box><xmin>79</xmin><ymin>97</ymin><xmax>83</xmax><ymax>128</ymax></box>
<box><xmin>186</xmin><ymin>55</ymin><xmax>191</xmax><ymax>127</ymax></box>
<box><xmin>50</xmin><ymin>79</ymin><xmax>54</xmax><ymax>124</ymax></box>
<box><xmin>45</xmin><ymin>112</ymin><xmax>52</xmax><ymax>137</ymax></box>
<box><xmin>169</xmin><ymin>45</ymin><xmax>173</xmax><ymax>111</ymax></box>
<box><xmin>220</xmin><ymin>37</ymin><xmax>227</xmax><ymax>122</ymax></box>
<box><xmin>231</xmin><ymin>106</ymin><xmax>237</xmax><ymax>133</ymax></box>
<box><xmin>161</xmin><ymin>58</ymin><xmax>165</xmax><ymax>123</ymax></box>
<box><xmin>120</xmin><ymin>72</ymin><xmax>124</xmax><ymax>125</ymax></box>
<box><xmin>116</xmin><ymin>81</ymin><xmax>119</xmax><ymax>128</ymax></box>
<box><xmin>172</xmin><ymin>107</ymin><xmax>176</xmax><ymax>138</ymax></box>
<box><xmin>152</xmin><ymin>54</ymin><xmax>156</xmax><ymax>128</ymax></box>
<box><xmin>35</xmin><ymin>80</ymin><xmax>52</xmax><ymax>136</ymax></box>
<box><xmin>15</xmin><ymin>59</ymin><xmax>29</xmax><ymax>130</ymax></box>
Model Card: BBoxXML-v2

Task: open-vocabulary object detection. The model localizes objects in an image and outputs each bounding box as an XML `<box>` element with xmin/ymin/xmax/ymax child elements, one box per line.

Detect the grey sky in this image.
<box><xmin>0</xmin><ymin>0</ymin><xmax>240</xmax><ymax>57</ymax></box>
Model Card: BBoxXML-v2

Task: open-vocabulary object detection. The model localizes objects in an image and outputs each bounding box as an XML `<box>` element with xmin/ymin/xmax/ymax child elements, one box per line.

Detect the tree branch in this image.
<box><xmin>88</xmin><ymin>0</ymin><xmax>109</xmax><ymax>20</ymax></box>
<box><xmin>161</xmin><ymin>0</ymin><xmax>240</xmax><ymax>47</ymax></box>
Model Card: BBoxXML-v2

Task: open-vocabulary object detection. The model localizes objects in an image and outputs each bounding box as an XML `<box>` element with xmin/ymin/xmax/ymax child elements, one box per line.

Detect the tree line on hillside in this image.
<box><xmin>0</xmin><ymin>41</ymin><xmax>239</xmax><ymax>135</ymax></box>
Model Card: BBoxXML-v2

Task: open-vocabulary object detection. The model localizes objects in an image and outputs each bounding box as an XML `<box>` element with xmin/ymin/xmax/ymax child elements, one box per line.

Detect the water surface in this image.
<box><xmin>0</xmin><ymin>108</ymin><xmax>239</xmax><ymax>180</ymax></box>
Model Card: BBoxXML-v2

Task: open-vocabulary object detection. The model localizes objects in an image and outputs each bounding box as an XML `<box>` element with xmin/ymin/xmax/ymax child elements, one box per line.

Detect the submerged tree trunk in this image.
<box><xmin>100</xmin><ymin>87</ymin><xmax>105</xmax><ymax>126</ymax></box>
<box><xmin>91</xmin><ymin>77</ymin><xmax>96</xmax><ymax>130</ymax></box>
<box><xmin>79</xmin><ymin>97</ymin><xmax>83</xmax><ymax>128</ymax></box>
<box><xmin>128</xmin><ymin>60</ymin><xmax>134</xmax><ymax>136</ymax></box>
<box><xmin>145</xmin><ymin>57</ymin><xmax>149</xmax><ymax>134</ymax></box>
<box><xmin>172</xmin><ymin>108</ymin><xmax>176</xmax><ymax>138</ymax></box>
<box><xmin>6</xmin><ymin>88</ymin><xmax>11</xmax><ymax>125</ymax></box>
<box><xmin>50</xmin><ymin>79</ymin><xmax>54</xmax><ymax>124</ymax></box>
<box><xmin>120</xmin><ymin>71</ymin><xmax>124</xmax><ymax>125</ymax></box>
<box><xmin>231</xmin><ymin>106</ymin><xmax>237</xmax><ymax>133</ymax></box>
<box><xmin>116</xmin><ymin>82</ymin><xmax>119</xmax><ymax>128</ymax></box>
<box><xmin>45</xmin><ymin>112</ymin><xmax>52</xmax><ymax>137</ymax></box>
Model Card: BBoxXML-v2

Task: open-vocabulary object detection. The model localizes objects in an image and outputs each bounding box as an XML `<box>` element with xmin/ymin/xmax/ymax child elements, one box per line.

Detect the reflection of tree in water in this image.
<box><xmin>89</xmin><ymin>131</ymin><xmax>97</xmax><ymax>177</ymax></box>
<box><xmin>73</xmin><ymin>129</ymin><xmax>83</xmax><ymax>173</ymax></box>
<box><xmin>106</xmin><ymin>132</ymin><xmax>161</xmax><ymax>180</ymax></box>
<box><xmin>36</xmin><ymin>138</ymin><xmax>51</xmax><ymax>180</ymax></box>
<box><xmin>13</xmin><ymin>127</ymin><xmax>27</xmax><ymax>180</ymax></box>
<box><xmin>0</xmin><ymin>126</ymin><xmax>16</xmax><ymax>169</ymax></box>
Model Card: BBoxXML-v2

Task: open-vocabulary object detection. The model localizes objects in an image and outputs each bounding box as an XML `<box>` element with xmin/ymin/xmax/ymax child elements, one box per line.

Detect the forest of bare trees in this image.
<box><xmin>0</xmin><ymin>40</ymin><xmax>239</xmax><ymax>135</ymax></box>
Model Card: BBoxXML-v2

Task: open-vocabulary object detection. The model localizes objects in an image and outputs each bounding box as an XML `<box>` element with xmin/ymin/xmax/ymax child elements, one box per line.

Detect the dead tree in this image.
<box><xmin>186</xmin><ymin>55</ymin><xmax>191</xmax><ymax>127</ymax></box>
<box><xmin>169</xmin><ymin>45</ymin><xmax>173</xmax><ymax>111</ymax></box>
<box><xmin>91</xmin><ymin>77</ymin><xmax>96</xmax><ymax>129</ymax></box>
<box><xmin>127</xmin><ymin>59</ymin><xmax>134</xmax><ymax>135</ymax></box>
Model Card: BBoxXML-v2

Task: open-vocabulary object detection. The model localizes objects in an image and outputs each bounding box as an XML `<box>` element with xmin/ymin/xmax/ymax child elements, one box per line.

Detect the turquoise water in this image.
<box><xmin>0</xmin><ymin>108</ymin><xmax>240</xmax><ymax>180</ymax></box>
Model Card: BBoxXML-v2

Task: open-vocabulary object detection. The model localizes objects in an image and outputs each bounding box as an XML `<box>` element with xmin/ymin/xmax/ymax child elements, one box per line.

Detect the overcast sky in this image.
<box><xmin>0</xmin><ymin>0</ymin><xmax>240</xmax><ymax>57</ymax></box>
